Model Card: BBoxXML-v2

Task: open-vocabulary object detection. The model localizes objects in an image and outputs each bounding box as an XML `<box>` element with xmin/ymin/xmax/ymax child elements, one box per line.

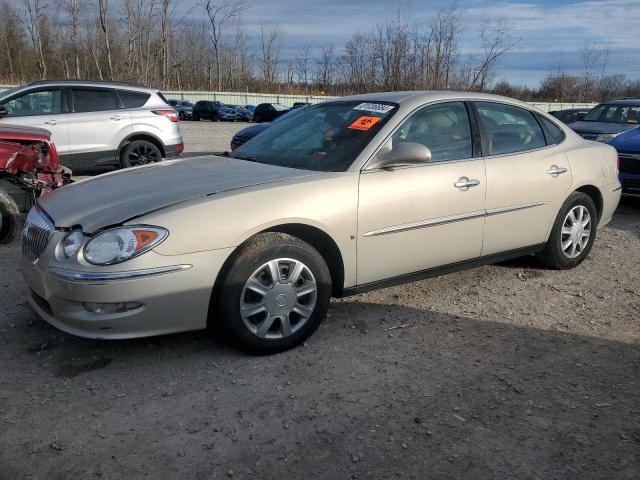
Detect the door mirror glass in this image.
<box><xmin>0</xmin><ymin>105</ymin><xmax>6</xmax><ymax>118</ymax></box>
<box><xmin>371</xmin><ymin>142</ymin><xmax>432</xmax><ymax>169</ymax></box>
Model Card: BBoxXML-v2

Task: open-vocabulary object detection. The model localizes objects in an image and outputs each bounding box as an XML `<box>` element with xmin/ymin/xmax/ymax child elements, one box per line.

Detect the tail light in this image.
<box><xmin>152</xmin><ymin>109</ymin><xmax>178</xmax><ymax>122</ymax></box>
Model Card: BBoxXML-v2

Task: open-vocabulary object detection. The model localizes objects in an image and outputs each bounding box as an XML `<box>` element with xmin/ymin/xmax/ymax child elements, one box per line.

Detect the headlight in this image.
<box><xmin>62</xmin><ymin>230</ymin><xmax>84</xmax><ymax>258</ymax></box>
<box><xmin>84</xmin><ymin>226</ymin><xmax>168</xmax><ymax>265</ymax></box>
<box><xmin>594</xmin><ymin>133</ymin><xmax>620</xmax><ymax>143</ymax></box>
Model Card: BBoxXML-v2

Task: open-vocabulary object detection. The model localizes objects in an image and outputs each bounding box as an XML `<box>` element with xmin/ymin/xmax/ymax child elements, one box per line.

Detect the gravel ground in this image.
<box><xmin>180</xmin><ymin>120</ymin><xmax>251</xmax><ymax>155</ymax></box>
<box><xmin>0</xmin><ymin>195</ymin><xmax>638</xmax><ymax>479</ymax></box>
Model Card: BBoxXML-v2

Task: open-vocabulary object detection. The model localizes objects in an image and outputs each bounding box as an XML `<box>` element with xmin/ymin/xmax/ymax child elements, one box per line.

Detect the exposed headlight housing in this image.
<box><xmin>84</xmin><ymin>226</ymin><xmax>168</xmax><ymax>265</ymax></box>
<box><xmin>594</xmin><ymin>133</ymin><xmax>620</xmax><ymax>143</ymax></box>
<box><xmin>62</xmin><ymin>230</ymin><xmax>84</xmax><ymax>258</ymax></box>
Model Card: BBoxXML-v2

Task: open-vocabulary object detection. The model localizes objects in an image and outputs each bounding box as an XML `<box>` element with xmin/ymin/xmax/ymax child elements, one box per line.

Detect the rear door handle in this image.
<box><xmin>547</xmin><ymin>165</ymin><xmax>568</xmax><ymax>175</ymax></box>
<box><xmin>110</xmin><ymin>115</ymin><xmax>125</xmax><ymax>121</ymax></box>
<box><xmin>454</xmin><ymin>177</ymin><xmax>481</xmax><ymax>189</ymax></box>
<box><xmin>44</xmin><ymin>119</ymin><xmax>57</xmax><ymax>126</ymax></box>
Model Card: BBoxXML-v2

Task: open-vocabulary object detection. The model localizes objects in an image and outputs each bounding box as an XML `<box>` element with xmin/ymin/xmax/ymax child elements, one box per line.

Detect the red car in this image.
<box><xmin>0</xmin><ymin>121</ymin><xmax>70</xmax><ymax>243</ymax></box>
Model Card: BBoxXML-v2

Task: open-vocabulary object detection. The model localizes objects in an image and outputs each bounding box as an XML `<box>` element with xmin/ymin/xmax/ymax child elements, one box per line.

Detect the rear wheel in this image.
<box><xmin>254</xmin><ymin>114</ymin><xmax>262</xmax><ymax>123</ymax></box>
<box><xmin>120</xmin><ymin>140</ymin><xmax>162</xmax><ymax>168</ymax></box>
<box><xmin>537</xmin><ymin>192</ymin><xmax>597</xmax><ymax>269</ymax></box>
<box><xmin>0</xmin><ymin>189</ymin><xmax>20</xmax><ymax>244</ymax></box>
<box><xmin>214</xmin><ymin>233</ymin><xmax>332</xmax><ymax>354</ymax></box>
<box><xmin>193</xmin><ymin>114</ymin><xmax>201</xmax><ymax>121</ymax></box>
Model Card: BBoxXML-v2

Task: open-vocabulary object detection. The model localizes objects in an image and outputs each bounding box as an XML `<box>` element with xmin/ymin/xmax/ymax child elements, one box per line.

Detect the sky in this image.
<box><xmin>176</xmin><ymin>0</ymin><xmax>640</xmax><ymax>87</ymax></box>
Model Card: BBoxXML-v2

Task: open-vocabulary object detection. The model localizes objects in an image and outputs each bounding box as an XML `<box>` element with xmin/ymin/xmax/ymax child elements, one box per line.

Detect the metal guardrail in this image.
<box><xmin>0</xmin><ymin>85</ymin><xmax>596</xmax><ymax>112</ymax></box>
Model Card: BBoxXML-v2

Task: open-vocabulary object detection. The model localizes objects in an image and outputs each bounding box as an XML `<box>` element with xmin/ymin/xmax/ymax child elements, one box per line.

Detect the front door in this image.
<box><xmin>0</xmin><ymin>88</ymin><xmax>71</xmax><ymax>165</ymax></box>
<box><xmin>357</xmin><ymin>101</ymin><xmax>486</xmax><ymax>285</ymax></box>
<box><xmin>473</xmin><ymin>101</ymin><xmax>573</xmax><ymax>255</ymax></box>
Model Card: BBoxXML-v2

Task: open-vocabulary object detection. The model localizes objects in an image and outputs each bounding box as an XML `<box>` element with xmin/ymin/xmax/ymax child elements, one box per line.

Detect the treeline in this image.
<box><xmin>1</xmin><ymin>0</ymin><xmax>639</xmax><ymax>102</ymax></box>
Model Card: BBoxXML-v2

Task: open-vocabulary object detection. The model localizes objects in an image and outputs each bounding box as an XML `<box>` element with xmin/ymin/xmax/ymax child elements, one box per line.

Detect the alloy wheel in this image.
<box><xmin>126</xmin><ymin>143</ymin><xmax>161</xmax><ymax>166</ymax></box>
<box><xmin>561</xmin><ymin>205</ymin><xmax>592</xmax><ymax>259</ymax></box>
<box><xmin>240</xmin><ymin>258</ymin><xmax>317</xmax><ymax>339</ymax></box>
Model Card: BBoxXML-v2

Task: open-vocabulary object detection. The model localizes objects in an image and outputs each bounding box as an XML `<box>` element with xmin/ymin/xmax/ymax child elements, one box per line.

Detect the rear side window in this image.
<box><xmin>538</xmin><ymin>116</ymin><xmax>565</xmax><ymax>145</ymax></box>
<box><xmin>118</xmin><ymin>90</ymin><xmax>150</xmax><ymax>108</ymax></box>
<box><xmin>72</xmin><ymin>89</ymin><xmax>119</xmax><ymax>113</ymax></box>
<box><xmin>475</xmin><ymin>102</ymin><xmax>546</xmax><ymax>156</ymax></box>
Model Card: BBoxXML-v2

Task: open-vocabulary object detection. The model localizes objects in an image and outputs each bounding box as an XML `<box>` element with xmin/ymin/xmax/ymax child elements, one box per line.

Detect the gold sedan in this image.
<box><xmin>22</xmin><ymin>92</ymin><xmax>621</xmax><ymax>352</ymax></box>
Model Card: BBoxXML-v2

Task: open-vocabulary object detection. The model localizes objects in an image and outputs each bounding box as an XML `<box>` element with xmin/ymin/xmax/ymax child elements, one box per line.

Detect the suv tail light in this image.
<box><xmin>152</xmin><ymin>109</ymin><xmax>178</xmax><ymax>122</ymax></box>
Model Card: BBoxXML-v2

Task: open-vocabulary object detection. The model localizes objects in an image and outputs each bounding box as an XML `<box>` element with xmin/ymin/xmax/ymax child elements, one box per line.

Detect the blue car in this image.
<box><xmin>229</xmin><ymin>106</ymin><xmax>308</xmax><ymax>150</ymax></box>
<box><xmin>609</xmin><ymin>126</ymin><xmax>640</xmax><ymax>197</ymax></box>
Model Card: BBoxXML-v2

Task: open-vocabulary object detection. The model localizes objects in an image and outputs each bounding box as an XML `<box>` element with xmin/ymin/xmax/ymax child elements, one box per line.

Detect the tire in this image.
<box><xmin>0</xmin><ymin>189</ymin><xmax>20</xmax><ymax>244</ymax></box>
<box><xmin>254</xmin><ymin>115</ymin><xmax>262</xmax><ymax>123</ymax></box>
<box><xmin>120</xmin><ymin>140</ymin><xmax>163</xmax><ymax>169</ymax></box>
<box><xmin>212</xmin><ymin>113</ymin><xmax>219</xmax><ymax>122</ymax></box>
<box><xmin>214</xmin><ymin>232</ymin><xmax>332</xmax><ymax>354</ymax></box>
<box><xmin>536</xmin><ymin>192</ymin><xmax>598</xmax><ymax>269</ymax></box>
<box><xmin>193</xmin><ymin>114</ymin><xmax>201</xmax><ymax>121</ymax></box>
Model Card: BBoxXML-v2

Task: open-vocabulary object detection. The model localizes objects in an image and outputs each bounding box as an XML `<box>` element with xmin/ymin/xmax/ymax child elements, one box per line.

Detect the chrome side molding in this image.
<box><xmin>364</xmin><ymin>202</ymin><xmax>548</xmax><ymax>237</ymax></box>
<box><xmin>48</xmin><ymin>265</ymin><xmax>192</xmax><ymax>283</ymax></box>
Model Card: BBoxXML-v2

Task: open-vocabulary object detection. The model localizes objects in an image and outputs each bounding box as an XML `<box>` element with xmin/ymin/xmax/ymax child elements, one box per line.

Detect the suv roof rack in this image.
<box><xmin>27</xmin><ymin>79</ymin><xmax>149</xmax><ymax>88</ymax></box>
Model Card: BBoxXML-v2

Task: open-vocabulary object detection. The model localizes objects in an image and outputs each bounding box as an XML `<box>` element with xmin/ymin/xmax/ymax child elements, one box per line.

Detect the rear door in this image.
<box><xmin>0</xmin><ymin>87</ymin><xmax>71</xmax><ymax>165</ymax></box>
<box><xmin>65</xmin><ymin>87</ymin><xmax>132</xmax><ymax>168</ymax></box>
<box><xmin>474</xmin><ymin>101</ymin><xmax>573</xmax><ymax>255</ymax></box>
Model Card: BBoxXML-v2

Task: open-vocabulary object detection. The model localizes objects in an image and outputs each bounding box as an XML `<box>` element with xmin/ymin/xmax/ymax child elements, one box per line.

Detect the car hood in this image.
<box><xmin>234</xmin><ymin>123</ymin><xmax>272</xmax><ymax>139</ymax></box>
<box><xmin>609</xmin><ymin>126</ymin><xmax>640</xmax><ymax>152</ymax></box>
<box><xmin>567</xmin><ymin>121</ymin><xmax>636</xmax><ymax>134</ymax></box>
<box><xmin>39</xmin><ymin>156</ymin><xmax>320</xmax><ymax>232</ymax></box>
<box><xmin>0</xmin><ymin>123</ymin><xmax>51</xmax><ymax>142</ymax></box>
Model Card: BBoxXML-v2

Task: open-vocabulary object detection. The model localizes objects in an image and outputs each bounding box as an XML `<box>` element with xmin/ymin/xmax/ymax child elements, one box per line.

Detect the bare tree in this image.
<box><xmin>98</xmin><ymin>0</ymin><xmax>113</xmax><ymax>79</ymax></box>
<box><xmin>467</xmin><ymin>17</ymin><xmax>516</xmax><ymax>90</ymax></box>
<box><xmin>578</xmin><ymin>42</ymin><xmax>610</xmax><ymax>101</ymax></box>
<box><xmin>22</xmin><ymin>0</ymin><xmax>48</xmax><ymax>78</ymax></box>
<box><xmin>294</xmin><ymin>44</ymin><xmax>312</xmax><ymax>87</ymax></box>
<box><xmin>202</xmin><ymin>0</ymin><xmax>244</xmax><ymax>91</ymax></box>
<box><xmin>259</xmin><ymin>23</ymin><xmax>282</xmax><ymax>87</ymax></box>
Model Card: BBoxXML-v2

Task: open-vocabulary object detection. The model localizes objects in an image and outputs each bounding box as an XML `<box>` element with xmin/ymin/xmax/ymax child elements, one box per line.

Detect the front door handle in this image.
<box><xmin>454</xmin><ymin>177</ymin><xmax>481</xmax><ymax>189</ymax></box>
<box><xmin>110</xmin><ymin>115</ymin><xmax>125</xmax><ymax>121</ymax></box>
<box><xmin>44</xmin><ymin>119</ymin><xmax>57</xmax><ymax>126</ymax></box>
<box><xmin>547</xmin><ymin>165</ymin><xmax>568</xmax><ymax>175</ymax></box>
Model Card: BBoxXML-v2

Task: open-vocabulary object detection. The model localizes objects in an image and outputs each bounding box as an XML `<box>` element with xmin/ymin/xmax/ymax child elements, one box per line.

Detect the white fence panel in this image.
<box><xmin>0</xmin><ymin>85</ymin><xmax>596</xmax><ymax>111</ymax></box>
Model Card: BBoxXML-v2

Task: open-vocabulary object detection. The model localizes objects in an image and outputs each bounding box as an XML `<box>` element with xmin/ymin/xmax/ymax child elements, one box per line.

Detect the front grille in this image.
<box><xmin>619</xmin><ymin>153</ymin><xmax>640</xmax><ymax>175</ymax></box>
<box><xmin>22</xmin><ymin>207</ymin><xmax>55</xmax><ymax>262</ymax></box>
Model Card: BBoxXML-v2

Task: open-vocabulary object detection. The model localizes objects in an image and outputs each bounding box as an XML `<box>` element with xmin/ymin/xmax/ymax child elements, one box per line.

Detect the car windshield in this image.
<box><xmin>230</xmin><ymin>101</ymin><xmax>398</xmax><ymax>172</ymax></box>
<box><xmin>272</xmin><ymin>104</ymin><xmax>289</xmax><ymax>111</ymax></box>
<box><xmin>583</xmin><ymin>104</ymin><xmax>640</xmax><ymax>124</ymax></box>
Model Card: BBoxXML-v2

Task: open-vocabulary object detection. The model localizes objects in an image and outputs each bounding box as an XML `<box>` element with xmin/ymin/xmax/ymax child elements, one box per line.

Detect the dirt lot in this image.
<box><xmin>180</xmin><ymin>120</ymin><xmax>250</xmax><ymax>155</ymax></box>
<box><xmin>0</xmin><ymin>182</ymin><xmax>639</xmax><ymax>477</ymax></box>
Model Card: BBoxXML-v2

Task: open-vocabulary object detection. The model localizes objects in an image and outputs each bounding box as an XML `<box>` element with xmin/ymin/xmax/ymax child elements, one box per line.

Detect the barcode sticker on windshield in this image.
<box><xmin>353</xmin><ymin>103</ymin><xmax>394</xmax><ymax>114</ymax></box>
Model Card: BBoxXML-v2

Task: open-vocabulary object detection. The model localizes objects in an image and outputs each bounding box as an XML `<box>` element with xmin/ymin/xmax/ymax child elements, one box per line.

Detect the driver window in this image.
<box><xmin>391</xmin><ymin>101</ymin><xmax>472</xmax><ymax>162</ymax></box>
<box><xmin>2</xmin><ymin>90</ymin><xmax>62</xmax><ymax>117</ymax></box>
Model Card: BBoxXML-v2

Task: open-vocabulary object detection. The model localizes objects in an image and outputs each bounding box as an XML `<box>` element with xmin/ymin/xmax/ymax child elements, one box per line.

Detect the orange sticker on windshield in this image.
<box><xmin>348</xmin><ymin>115</ymin><xmax>381</xmax><ymax>131</ymax></box>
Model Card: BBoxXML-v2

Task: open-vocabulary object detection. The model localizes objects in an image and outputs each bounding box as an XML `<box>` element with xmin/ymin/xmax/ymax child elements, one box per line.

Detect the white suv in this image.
<box><xmin>0</xmin><ymin>80</ymin><xmax>183</xmax><ymax>169</ymax></box>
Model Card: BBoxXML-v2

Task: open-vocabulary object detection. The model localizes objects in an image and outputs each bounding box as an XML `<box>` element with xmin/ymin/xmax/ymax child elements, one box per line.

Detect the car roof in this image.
<box><xmin>11</xmin><ymin>80</ymin><xmax>158</xmax><ymax>94</ymax></box>
<box><xmin>326</xmin><ymin>90</ymin><xmax>537</xmax><ymax>111</ymax></box>
<box><xmin>602</xmin><ymin>98</ymin><xmax>640</xmax><ymax>106</ymax></box>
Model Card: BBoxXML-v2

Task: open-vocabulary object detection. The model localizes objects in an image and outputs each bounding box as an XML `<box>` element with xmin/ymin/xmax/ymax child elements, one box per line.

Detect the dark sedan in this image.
<box><xmin>253</xmin><ymin>103</ymin><xmax>289</xmax><ymax>123</ymax></box>
<box><xmin>568</xmin><ymin>99</ymin><xmax>640</xmax><ymax>142</ymax></box>
<box><xmin>609</xmin><ymin>126</ymin><xmax>640</xmax><ymax>197</ymax></box>
<box><xmin>549</xmin><ymin>108</ymin><xmax>591</xmax><ymax>124</ymax></box>
<box><xmin>167</xmin><ymin>99</ymin><xmax>194</xmax><ymax>120</ymax></box>
<box><xmin>229</xmin><ymin>105</ymin><xmax>253</xmax><ymax>122</ymax></box>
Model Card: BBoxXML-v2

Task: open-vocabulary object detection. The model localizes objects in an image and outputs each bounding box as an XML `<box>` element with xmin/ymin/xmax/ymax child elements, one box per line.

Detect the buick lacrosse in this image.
<box><xmin>22</xmin><ymin>92</ymin><xmax>621</xmax><ymax>352</ymax></box>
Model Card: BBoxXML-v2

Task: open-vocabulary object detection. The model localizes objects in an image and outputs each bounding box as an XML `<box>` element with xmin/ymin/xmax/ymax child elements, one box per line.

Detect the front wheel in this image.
<box><xmin>0</xmin><ymin>189</ymin><xmax>20</xmax><ymax>244</ymax></box>
<box><xmin>537</xmin><ymin>192</ymin><xmax>598</xmax><ymax>269</ymax></box>
<box><xmin>120</xmin><ymin>140</ymin><xmax>162</xmax><ymax>168</ymax></box>
<box><xmin>214</xmin><ymin>233</ymin><xmax>332</xmax><ymax>354</ymax></box>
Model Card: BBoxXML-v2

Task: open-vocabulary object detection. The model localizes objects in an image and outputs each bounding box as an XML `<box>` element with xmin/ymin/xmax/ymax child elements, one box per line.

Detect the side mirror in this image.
<box><xmin>0</xmin><ymin>105</ymin><xmax>6</xmax><ymax>118</ymax></box>
<box><xmin>370</xmin><ymin>142</ymin><xmax>432</xmax><ymax>170</ymax></box>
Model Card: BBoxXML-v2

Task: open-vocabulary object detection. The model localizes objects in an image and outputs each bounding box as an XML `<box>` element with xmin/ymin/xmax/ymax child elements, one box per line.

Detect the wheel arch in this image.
<box><xmin>573</xmin><ymin>184</ymin><xmax>603</xmax><ymax>222</ymax></box>
<box><xmin>116</xmin><ymin>132</ymin><xmax>166</xmax><ymax>164</ymax></box>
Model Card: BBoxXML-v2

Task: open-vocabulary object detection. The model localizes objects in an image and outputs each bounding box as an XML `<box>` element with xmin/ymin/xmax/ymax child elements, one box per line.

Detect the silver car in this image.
<box><xmin>22</xmin><ymin>91</ymin><xmax>621</xmax><ymax>353</ymax></box>
<box><xmin>0</xmin><ymin>80</ymin><xmax>183</xmax><ymax>169</ymax></box>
